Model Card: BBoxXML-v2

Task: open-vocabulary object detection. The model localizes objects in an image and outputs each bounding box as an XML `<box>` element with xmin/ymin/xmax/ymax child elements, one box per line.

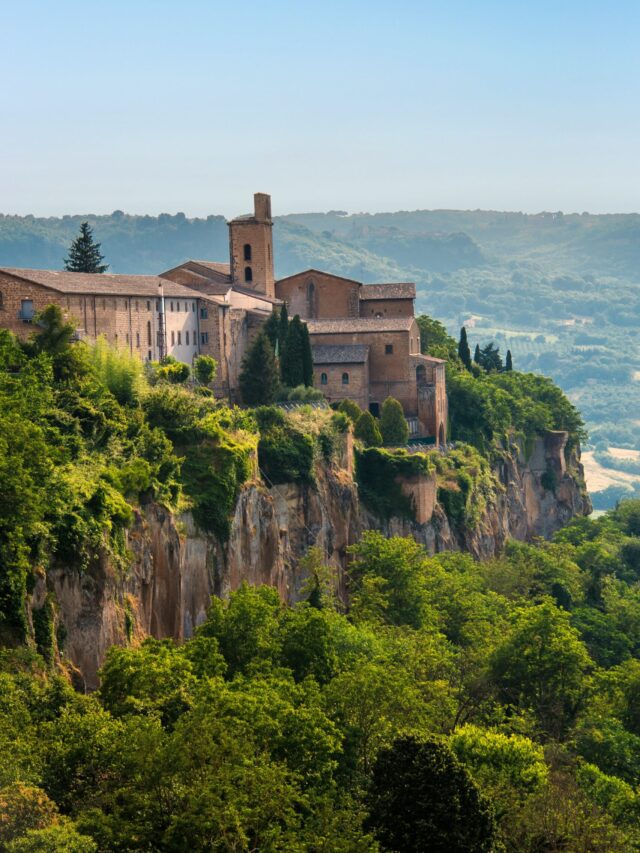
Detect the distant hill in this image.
<box><xmin>2</xmin><ymin>206</ymin><xmax>640</xmax><ymax>505</ymax></box>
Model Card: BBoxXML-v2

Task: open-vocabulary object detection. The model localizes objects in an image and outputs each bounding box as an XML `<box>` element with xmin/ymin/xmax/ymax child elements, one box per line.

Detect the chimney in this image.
<box><xmin>254</xmin><ymin>193</ymin><xmax>272</xmax><ymax>222</ymax></box>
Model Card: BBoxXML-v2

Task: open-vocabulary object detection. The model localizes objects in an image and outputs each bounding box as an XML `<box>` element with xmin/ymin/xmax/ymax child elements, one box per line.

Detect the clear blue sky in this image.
<box><xmin>2</xmin><ymin>0</ymin><xmax>639</xmax><ymax>217</ymax></box>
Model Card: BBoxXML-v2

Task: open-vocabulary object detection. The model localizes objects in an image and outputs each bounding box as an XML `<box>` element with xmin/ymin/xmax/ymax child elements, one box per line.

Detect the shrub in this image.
<box><xmin>379</xmin><ymin>397</ymin><xmax>409</xmax><ymax>446</ymax></box>
<box><xmin>284</xmin><ymin>385</ymin><xmax>325</xmax><ymax>402</ymax></box>
<box><xmin>337</xmin><ymin>399</ymin><xmax>362</xmax><ymax>424</ymax></box>
<box><xmin>194</xmin><ymin>355</ymin><xmax>217</xmax><ymax>385</ymax></box>
<box><xmin>356</xmin><ymin>448</ymin><xmax>432</xmax><ymax>520</ymax></box>
<box><xmin>354</xmin><ymin>411</ymin><xmax>382</xmax><ymax>447</ymax></box>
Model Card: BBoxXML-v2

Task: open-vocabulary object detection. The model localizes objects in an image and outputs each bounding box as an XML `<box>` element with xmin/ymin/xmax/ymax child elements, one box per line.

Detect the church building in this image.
<box><xmin>0</xmin><ymin>192</ymin><xmax>447</xmax><ymax>443</ymax></box>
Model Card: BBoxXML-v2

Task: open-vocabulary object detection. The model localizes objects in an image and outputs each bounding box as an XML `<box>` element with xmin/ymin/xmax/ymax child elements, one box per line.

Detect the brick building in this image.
<box><xmin>0</xmin><ymin>191</ymin><xmax>447</xmax><ymax>442</ymax></box>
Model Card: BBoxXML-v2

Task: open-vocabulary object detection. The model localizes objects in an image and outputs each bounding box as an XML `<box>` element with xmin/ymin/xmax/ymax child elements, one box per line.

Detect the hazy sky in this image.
<box><xmin>2</xmin><ymin>0</ymin><xmax>639</xmax><ymax>217</ymax></box>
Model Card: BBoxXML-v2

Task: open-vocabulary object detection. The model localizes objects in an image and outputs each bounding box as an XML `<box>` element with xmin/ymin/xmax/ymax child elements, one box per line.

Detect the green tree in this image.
<box><xmin>365</xmin><ymin>737</ymin><xmax>497</xmax><ymax>853</ymax></box>
<box><xmin>278</xmin><ymin>302</ymin><xmax>289</xmax><ymax>352</ymax></box>
<box><xmin>379</xmin><ymin>396</ymin><xmax>409</xmax><ymax>446</ymax></box>
<box><xmin>301</xmin><ymin>321</ymin><xmax>313</xmax><ymax>387</ymax></box>
<box><xmin>474</xmin><ymin>343</ymin><xmax>481</xmax><ymax>364</ymax></box>
<box><xmin>194</xmin><ymin>354</ymin><xmax>217</xmax><ymax>385</ymax></box>
<box><xmin>505</xmin><ymin>349</ymin><xmax>513</xmax><ymax>371</ymax></box>
<box><xmin>354</xmin><ymin>411</ymin><xmax>382</xmax><ymax>447</ymax></box>
<box><xmin>416</xmin><ymin>315</ymin><xmax>457</xmax><ymax>360</ymax></box>
<box><xmin>239</xmin><ymin>332</ymin><xmax>280</xmax><ymax>405</ymax></box>
<box><xmin>458</xmin><ymin>326</ymin><xmax>472</xmax><ymax>370</ymax></box>
<box><xmin>262</xmin><ymin>310</ymin><xmax>281</xmax><ymax>351</ymax></box>
<box><xmin>7</xmin><ymin>823</ymin><xmax>97</xmax><ymax>853</ymax></box>
<box><xmin>29</xmin><ymin>305</ymin><xmax>76</xmax><ymax>356</ymax></box>
<box><xmin>63</xmin><ymin>222</ymin><xmax>108</xmax><ymax>273</ymax></box>
<box><xmin>490</xmin><ymin>602</ymin><xmax>593</xmax><ymax>739</ymax></box>
<box><xmin>281</xmin><ymin>315</ymin><xmax>306</xmax><ymax>388</ymax></box>
<box><xmin>337</xmin><ymin>399</ymin><xmax>362</xmax><ymax>424</ymax></box>
<box><xmin>477</xmin><ymin>342</ymin><xmax>503</xmax><ymax>372</ymax></box>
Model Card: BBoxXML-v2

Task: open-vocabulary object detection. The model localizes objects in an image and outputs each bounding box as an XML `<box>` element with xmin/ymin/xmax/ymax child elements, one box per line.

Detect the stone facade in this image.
<box><xmin>228</xmin><ymin>193</ymin><xmax>275</xmax><ymax>300</ymax></box>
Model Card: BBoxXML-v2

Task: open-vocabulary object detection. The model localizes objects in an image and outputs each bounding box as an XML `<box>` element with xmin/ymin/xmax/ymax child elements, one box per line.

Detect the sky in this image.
<box><xmin>2</xmin><ymin>0</ymin><xmax>640</xmax><ymax>217</ymax></box>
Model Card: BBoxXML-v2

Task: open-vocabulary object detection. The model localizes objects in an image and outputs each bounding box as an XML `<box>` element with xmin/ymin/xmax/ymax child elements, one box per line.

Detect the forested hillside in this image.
<box><xmin>1</xmin><ymin>309</ymin><xmax>638</xmax><ymax>851</ymax></box>
<box><xmin>1</xmin><ymin>206</ymin><xmax>638</xmax><ymax>506</ymax></box>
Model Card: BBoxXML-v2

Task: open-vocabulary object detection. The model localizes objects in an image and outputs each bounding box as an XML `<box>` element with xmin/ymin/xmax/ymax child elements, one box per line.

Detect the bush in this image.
<box><xmin>379</xmin><ymin>397</ymin><xmax>409</xmax><ymax>446</ymax></box>
<box><xmin>194</xmin><ymin>355</ymin><xmax>217</xmax><ymax>385</ymax></box>
<box><xmin>156</xmin><ymin>360</ymin><xmax>190</xmax><ymax>384</ymax></box>
<box><xmin>356</xmin><ymin>448</ymin><xmax>432</xmax><ymax>520</ymax></box>
<box><xmin>284</xmin><ymin>385</ymin><xmax>325</xmax><ymax>402</ymax></box>
<box><xmin>354</xmin><ymin>411</ymin><xmax>382</xmax><ymax>447</ymax></box>
<box><xmin>337</xmin><ymin>399</ymin><xmax>362</xmax><ymax>424</ymax></box>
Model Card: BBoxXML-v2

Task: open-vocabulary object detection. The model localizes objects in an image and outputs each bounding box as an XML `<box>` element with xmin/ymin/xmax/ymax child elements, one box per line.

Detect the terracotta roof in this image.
<box><xmin>190</xmin><ymin>260</ymin><xmax>231</xmax><ymax>276</ymax></box>
<box><xmin>411</xmin><ymin>353</ymin><xmax>446</xmax><ymax>365</ymax></box>
<box><xmin>276</xmin><ymin>268</ymin><xmax>362</xmax><ymax>287</ymax></box>
<box><xmin>0</xmin><ymin>268</ymin><xmax>203</xmax><ymax>299</ymax></box>
<box><xmin>360</xmin><ymin>283</ymin><xmax>416</xmax><ymax>300</ymax></box>
<box><xmin>312</xmin><ymin>344</ymin><xmax>369</xmax><ymax>364</ymax></box>
<box><xmin>307</xmin><ymin>317</ymin><xmax>415</xmax><ymax>334</ymax></box>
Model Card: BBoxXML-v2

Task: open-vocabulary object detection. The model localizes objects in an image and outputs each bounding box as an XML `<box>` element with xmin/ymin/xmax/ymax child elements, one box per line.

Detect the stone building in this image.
<box><xmin>0</xmin><ymin>191</ymin><xmax>447</xmax><ymax>442</ymax></box>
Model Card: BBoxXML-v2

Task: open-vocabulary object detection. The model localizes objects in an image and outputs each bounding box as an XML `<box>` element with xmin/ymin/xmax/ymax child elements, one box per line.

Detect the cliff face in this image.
<box><xmin>37</xmin><ymin>431</ymin><xmax>590</xmax><ymax>689</ymax></box>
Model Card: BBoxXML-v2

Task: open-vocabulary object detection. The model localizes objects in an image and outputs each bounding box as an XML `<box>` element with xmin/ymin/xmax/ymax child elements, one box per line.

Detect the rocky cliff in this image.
<box><xmin>35</xmin><ymin>431</ymin><xmax>590</xmax><ymax>689</ymax></box>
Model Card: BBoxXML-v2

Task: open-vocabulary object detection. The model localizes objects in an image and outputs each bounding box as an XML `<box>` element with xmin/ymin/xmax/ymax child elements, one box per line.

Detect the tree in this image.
<box><xmin>354</xmin><ymin>411</ymin><xmax>382</xmax><ymax>447</ymax></box>
<box><xmin>379</xmin><ymin>396</ymin><xmax>409</xmax><ymax>446</ymax></box>
<box><xmin>477</xmin><ymin>342</ymin><xmax>503</xmax><ymax>372</ymax></box>
<box><xmin>301</xmin><ymin>322</ymin><xmax>313</xmax><ymax>387</ymax></box>
<box><xmin>29</xmin><ymin>305</ymin><xmax>76</xmax><ymax>356</ymax></box>
<box><xmin>63</xmin><ymin>222</ymin><xmax>108</xmax><ymax>273</ymax></box>
<box><xmin>365</xmin><ymin>737</ymin><xmax>497</xmax><ymax>853</ymax></box>
<box><xmin>458</xmin><ymin>327</ymin><xmax>472</xmax><ymax>370</ymax></box>
<box><xmin>262</xmin><ymin>310</ymin><xmax>280</xmax><ymax>351</ymax></box>
<box><xmin>505</xmin><ymin>349</ymin><xmax>513</xmax><ymax>371</ymax></box>
<box><xmin>474</xmin><ymin>343</ymin><xmax>481</xmax><ymax>365</ymax></box>
<box><xmin>281</xmin><ymin>315</ymin><xmax>306</xmax><ymax>388</ymax></box>
<box><xmin>239</xmin><ymin>332</ymin><xmax>280</xmax><ymax>405</ymax></box>
<box><xmin>278</xmin><ymin>303</ymin><xmax>289</xmax><ymax>352</ymax></box>
<box><xmin>337</xmin><ymin>399</ymin><xmax>361</xmax><ymax>424</ymax></box>
<box><xmin>417</xmin><ymin>315</ymin><xmax>457</xmax><ymax>360</ymax></box>
<box><xmin>490</xmin><ymin>602</ymin><xmax>592</xmax><ymax>739</ymax></box>
<box><xmin>194</xmin><ymin>355</ymin><xmax>217</xmax><ymax>385</ymax></box>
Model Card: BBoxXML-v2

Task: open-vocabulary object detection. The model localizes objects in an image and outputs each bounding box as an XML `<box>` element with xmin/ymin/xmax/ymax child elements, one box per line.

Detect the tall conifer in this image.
<box><xmin>239</xmin><ymin>332</ymin><xmax>279</xmax><ymax>405</ymax></box>
<box><xmin>505</xmin><ymin>350</ymin><xmax>513</xmax><ymax>371</ymax></box>
<box><xmin>301</xmin><ymin>322</ymin><xmax>314</xmax><ymax>387</ymax></box>
<box><xmin>281</xmin><ymin>315</ymin><xmax>305</xmax><ymax>388</ymax></box>
<box><xmin>458</xmin><ymin>327</ymin><xmax>472</xmax><ymax>370</ymax></box>
<box><xmin>474</xmin><ymin>344</ymin><xmax>481</xmax><ymax>365</ymax></box>
<box><xmin>64</xmin><ymin>221</ymin><xmax>108</xmax><ymax>273</ymax></box>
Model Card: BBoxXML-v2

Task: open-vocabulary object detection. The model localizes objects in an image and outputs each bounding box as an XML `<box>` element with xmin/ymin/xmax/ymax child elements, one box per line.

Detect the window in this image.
<box><xmin>102</xmin><ymin>299</ymin><xmax>106</xmax><ymax>310</ymax></box>
<box><xmin>148</xmin><ymin>350</ymin><xmax>152</xmax><ymax>361</ymax></box>
<box><xmin>385</xmin><ymin>344</ymin><xmax>393</xmax><ymax>354</ymax></box>
<box><xmin>321</xmin><ymin>372</ymin><xmax>328</xmax><ymax>385</ymax></box>
<box><xmin>184</xmin><ymin>302</ymin><xmax>188</xmax><ymax>312</ymax></box>
<box><xmin>201</xmin><ymin>332</ymin><xmax>209</xmax><ymax>345</ymax></box>
<box><xmin>126</xmin><ymin>333</ymin><xmax>129</xmax><ymax>344</ymax></box>
<box><xmin>136</xmin><ymin>331</ymin><xmax>140</xmax><ymax>348</ymax></box>
<box><xmin>170</xmin><ymin>301</ymin><xmax>174</xmax><ymax>312</ymax></box>
<box><xmin>147</xmin><ymin>301</ymin><xmax>151</xmax><ymax>311</ymax></box>
<box><xmin>244</xmin><ymin>266</ymin><xmax>253</xmax><ymax>283</ymax></box>
<box><xmin>156</xmin><ymin>299</ymin><xmax>160</xmax><ymax>311</ymax></box>
<box><xmin>186</xmin><ymin>331</ymin><xmax>189</xmax><ymax>345</ymax></box>
<box><xmin>177</xmin><ymin>331</ymin><xmax>182</xmax><ymax>345</ymax></box>
<box><xmin>342</xmin><ymin>372</ymin><xmax>349</xmax><ymax>385</ymax></box>
<box><xmin>147</xmin><ymin>321</ymin><xmax>152</xmax><ymax>346</ymax></box>
<box><xmin>200</xmin><ymin>307</ymin><xmax>208</xmax><ymax>319</ymax></box>
<box><xmin>192</xmin><ymin>302</ymin><xmax>195</xmax><ymax>312</ymax></box>
<box><xmin>135</xmin><ymin>300</ymin><xmax>139</xmax><ymax>312</ymax></box>
<box><xmin>171</xmin><ymin>331</ymin><xmax>175</xmax><ymax>345</ymax></box>
<box><xmin>0</xmin><ymin>291</ymin><xmax>3</xmax><ymax>310</ymax></box>
<box><xmin>243</xmin><ymin>243</ymin><xmax>252</xmax><ymax>261</ymax></box>
<box><xmin>124</xmin><ymin>300</ymin><xmax>128</xmax><ymax>310</ymax></box>
<box><xmin>19</xmin><ymin>299</ymin><xmax>34</xmax><ymax>321</ymax></box>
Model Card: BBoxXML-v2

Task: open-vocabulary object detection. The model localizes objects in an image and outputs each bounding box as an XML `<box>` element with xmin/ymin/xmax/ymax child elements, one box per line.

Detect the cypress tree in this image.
<box><xmin>458</xmin><ymin>327</ymin><xmax>472</xmax><ymax>370</ymax></box>
<box><xmin>354</xmin><ymin>410</ymin><xmax>383</xmax><ymax>447</ymax></box>
<box><xmin>281</xmin><ymin>315</ymin><xmax>306</xmax><ymax>388</ymax></box>
<box><xmin>64</xmin><ymin>221</ymin><xmax>109</xmax><ymax>273</ymax></box>
<box><xmin>301</xmin><ymin>321</ymin><xmax>314</xmax><ymax>387</ymax></box>
<box><xmin>380</xmin><ymin>397</ymin><xmax>409</xmax><ymax>446</ymax></box>
<box><xmin>505</xmin><ymin>349</ymin><xmax>513</xmax><ymax>371</ymax></box>
<box><xmin>474</xmin><ymin>344</ymin><xmax>481</xmax><ymax>365</ymax></box>
<box><xmin>239</xmin><ymin>332</ymin><xmax>280</xmax><ymax>405</ymax></box>
<box><xmin>262</xmin><ymin>310</ymin><xmax>280</xmax><ymax>351</ymax></box>
<box><xmin>278</xmin><ymin>303</ymin><xmax>289</xmax><ymax>351</ymax></box>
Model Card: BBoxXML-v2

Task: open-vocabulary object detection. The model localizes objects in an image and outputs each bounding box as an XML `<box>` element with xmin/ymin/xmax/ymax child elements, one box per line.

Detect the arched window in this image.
<box><xmin>321</xmin><ymin>372</ymin><xmax>328</xmax><ymax>385</ymax></box>
<box><xmin>244</xmin><ymin>267</ymin><xmax>253</xmax><ymax>283</ymax></box>
<box><xmin>342</xmin><ymin>372</ymin><xmax>349</xmax><ymax>385</ymax></box>
<box><xmin>243</xmin><ymin>243</ymin><xmax>252</xmax><ymax>261</ymax></box>
<box><xmin>307</xmin><ymin>280</ymin><xmax>317</xmax><ymax>318</ymax></box>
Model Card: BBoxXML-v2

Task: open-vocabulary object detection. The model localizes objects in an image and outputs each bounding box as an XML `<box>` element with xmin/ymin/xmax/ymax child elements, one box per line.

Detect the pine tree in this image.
<box><xmin>478</xmin><ymin>342</ymin><xmax>503</xmax><ymax>372</ymax></box>
<box><xmin>278</xmin><ymin>303</ymin><xmax>289</xmax><ymax>350</ymax></box>
<box><xmin>239</xmin><ymin>332</ymin><xmax>280</xmax><ymax>405</ymax></box>
<box><xmin>262</xmin><ymin>310</ymin><xmax>280</xmax><ymax>351</ymax></box>
<box><xmin>281</xmin><ymin>315</ymin><xmax>306</xmax><ymax>388</ymax></box>
<box><xmin>64</xmin><ymin>221</ymin><xmax>108</xmax><ymax>273</ymax></box>
<box><xmin>354</xmin><ymin>411</ymin><xmax>383</xmax><ymax>447</ymax></box>
<box><xmin>301</xmin><ymin>322</ymin><xmax>313</xmax><ymax>387</ymax></box>
<box><xmin>474</xmin><ymin>344</ymin><xmax>481</xmax><ymax>365</ymax></box>
<box><xmin>380</xmin><ymin>397</ymin><xmax>409</xmax><ymax>446</ymax></box>
<box><xmin>505</xmin><ymin>349</ymin><xmax>513</xmax><ymax>371</ymax></box>
<box><xmin>458</xmin><ymin>327</ymin><xmax>472</xmax><ymax>370</ymax></box>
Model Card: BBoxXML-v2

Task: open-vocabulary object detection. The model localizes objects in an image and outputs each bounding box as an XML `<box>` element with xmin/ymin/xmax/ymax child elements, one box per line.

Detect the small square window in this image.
<box><xmin>385</xmin><ymin>344</ymin><xmax>393</xmax><ymax>354</ymax></box>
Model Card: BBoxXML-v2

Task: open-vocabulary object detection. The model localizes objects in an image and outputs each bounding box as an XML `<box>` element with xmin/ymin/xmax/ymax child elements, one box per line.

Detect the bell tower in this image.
<box><xmin>228</xmin><ymin>193</ymin><xmax>275</xmax><ymax>299</ymax></box>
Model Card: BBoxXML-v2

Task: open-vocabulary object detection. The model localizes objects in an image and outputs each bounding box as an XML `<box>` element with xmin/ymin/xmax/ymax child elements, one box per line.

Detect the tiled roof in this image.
<box><xmin>190</xmin><ymin>260</ymin><xmax>232</xmax><ymax>276</ymax></box>
<box><xmin>307</xmin><ymin>317</ymin><xmax>415</xmax><ymax>334</ymax></box>
<box><xmin>311</xmin><ymin>344</ymin><xmax>369</xmax><ymax>364</ymax></box>
<box><xmin>360</xmin><ymin>282</ymin><xmax>416</xmax><ymax>300</ymax></box>
<box><xmin>276</xmin><ymin>268</ymin><xmax>362</xmax><ymax>286</ymax></box>
<box><xmin>0</xmin><ymin>268</ymin><xmax>203</xmax><ymax>299</ymax></box>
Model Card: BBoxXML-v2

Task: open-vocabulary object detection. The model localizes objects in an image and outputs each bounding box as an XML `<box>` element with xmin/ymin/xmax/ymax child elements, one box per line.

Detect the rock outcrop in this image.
<box><xmin>37</xmin><ymin>431</ymin><xmax>590</xmax><ymax>689</ymax></box>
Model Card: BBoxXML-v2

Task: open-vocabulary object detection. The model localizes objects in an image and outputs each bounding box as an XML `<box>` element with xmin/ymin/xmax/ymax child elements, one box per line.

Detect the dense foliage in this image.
<box><xmin>3</xmin><ymin>506</ymin><xmax>640</xmax><ymax>849</ymax></box>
